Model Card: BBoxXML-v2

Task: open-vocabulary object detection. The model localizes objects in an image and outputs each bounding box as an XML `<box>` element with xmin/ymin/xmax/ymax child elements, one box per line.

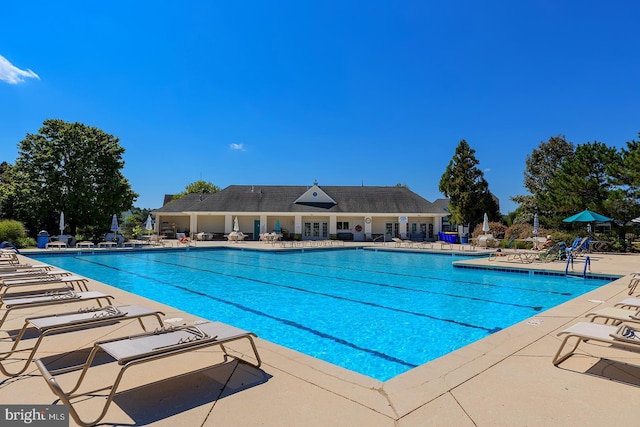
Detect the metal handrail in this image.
<box><xmin>565</xmin><ymin>253</ymin><xmax>574</xmax><ymax>275</ymax></box>
<box><xmin>583</xmin><ymin>256</ymin><xmax>591</xmax><ymax>278</ymax></box>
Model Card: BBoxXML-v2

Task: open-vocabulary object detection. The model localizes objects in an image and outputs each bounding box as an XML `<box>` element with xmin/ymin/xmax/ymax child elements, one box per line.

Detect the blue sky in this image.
<box><xmin>2</xmin><ymin>1</ymin><xmax>639</xmax><ymax>213</ymax></box>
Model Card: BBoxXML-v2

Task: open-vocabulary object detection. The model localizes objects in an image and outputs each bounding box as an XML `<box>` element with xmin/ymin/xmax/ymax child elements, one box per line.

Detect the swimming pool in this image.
<box><xmin>32</xmin><ymin>248</ymin><xmax>607</xmax><ymax>381</ymax></box>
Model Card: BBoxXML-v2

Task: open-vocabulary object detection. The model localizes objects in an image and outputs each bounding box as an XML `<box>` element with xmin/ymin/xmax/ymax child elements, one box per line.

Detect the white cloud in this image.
<box><xmin>0</xmin><ymin>54</ymin><xmax>40</xmax><ymax>84</ymax></box>
<box><xmin>484</xmin><ymin>168</ymin><xmax>491</xmax><ymax>173</ymax></box>
<box><xmin>230</xmin><ymin>143</ymin><xmax>246</xmax><ymax>151</ymax></box>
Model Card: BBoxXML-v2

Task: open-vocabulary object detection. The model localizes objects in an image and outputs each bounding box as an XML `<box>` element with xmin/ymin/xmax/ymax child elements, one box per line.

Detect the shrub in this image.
<box><xmin>0</xmin><ymin>219</ymin><xmax>27</xmax><ymax>244</ymax></box>
<box><xmin>471</xmin><ymin>221</ymin><xmax>507</xmax><ymax>239</ymax></box>
<box><xmin>15</xmin><ymin>237</ymin><xmax>36</xmax><ymax>248</ymax></box>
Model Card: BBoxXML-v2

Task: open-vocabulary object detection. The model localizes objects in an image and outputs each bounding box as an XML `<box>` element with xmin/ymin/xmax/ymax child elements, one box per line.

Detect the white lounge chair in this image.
<box><xmin>36</xmin><ymin>321</ymin><xmax>261</xmax><ymax>427</ymax></box>
<box><xmin>0</xmin><ymin>291</ymin><xmax>113</xmax><ymax>328</ymax></box>
<box><xmin>553</xmin><ymin>321</ymin><xmax>640</xmax><ymax>366</ymax></box>
<box><xmin>0</xmin><ymin>304</ymin><xmax>164</xmax><ymax>376</ymax></box>
<box><xmin>0</xmin><ymin>275</ymin><xmax>89</xmax><ymax>298</ymax></box>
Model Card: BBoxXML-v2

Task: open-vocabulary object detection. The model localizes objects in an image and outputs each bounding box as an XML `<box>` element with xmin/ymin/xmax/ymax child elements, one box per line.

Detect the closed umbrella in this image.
<box><xmin>59</xmin><ymin>211</ymin><xmax>65</xmax><ymax>235</ymax></box>
<box><xmin>233</xmin><ymin>216</ymin><xmax>239</xmax><ymax>232</ymax></box>
<box><xmin>482</xmin><ymin>213</ymin><xmax>490</xmax><ymax>234</ymax></box>
<box><xmin>275</xmin><ymin>219</ymin><xmax>281</xmax><ymax>233</ymax></box>
<box><xmin>111</xmin><ymin>214</ymin><xmax>119</xmax><ymax>234</ymax></box>
<box><xmin>145</xmin><ymin>215</ymin><xmax>153</xmax><ymax>237</ymax></box>
<box><xmin>533</xmin><ymin>213</ymin><xmax>539</xmax><ymax>236</ymax></box>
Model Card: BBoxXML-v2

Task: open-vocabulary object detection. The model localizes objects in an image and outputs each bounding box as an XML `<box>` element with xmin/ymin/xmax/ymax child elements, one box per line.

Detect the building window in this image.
<box><xmin>336</xmin><ymin>221</ymin><xmax>350</xmax><ymax>230</ymax></box>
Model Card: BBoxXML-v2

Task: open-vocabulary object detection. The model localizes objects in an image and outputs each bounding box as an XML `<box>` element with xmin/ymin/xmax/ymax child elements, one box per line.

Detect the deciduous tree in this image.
<box><xmin>1</xmin><ymin>119</ymin><xmax>137</xmax><ymax>238</ymax></box>
<box><xmin>172</xmin><ymin>180</ymin><xmax>220</xmax><ymax>201</ymax></box>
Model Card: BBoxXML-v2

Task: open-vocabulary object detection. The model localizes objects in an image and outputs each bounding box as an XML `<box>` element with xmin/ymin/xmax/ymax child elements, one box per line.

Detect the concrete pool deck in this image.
<box><xmin>2</xmin><ymin>242</ymin><xmax>640</xmax><ymax>426</ymax></box>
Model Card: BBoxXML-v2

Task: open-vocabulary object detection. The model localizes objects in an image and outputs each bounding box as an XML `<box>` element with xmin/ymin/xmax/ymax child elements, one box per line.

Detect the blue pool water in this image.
<box><xmin>32</xmin><ymin>248</ymin><xmax>608</xmax><ymax>381</ymax></box>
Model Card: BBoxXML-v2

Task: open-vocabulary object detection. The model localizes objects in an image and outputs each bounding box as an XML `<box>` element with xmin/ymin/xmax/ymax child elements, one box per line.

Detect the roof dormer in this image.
<box><xmin>293</xmin><ymin>183</ymin><xmax>337</xmax><ymax>208</ymax></box>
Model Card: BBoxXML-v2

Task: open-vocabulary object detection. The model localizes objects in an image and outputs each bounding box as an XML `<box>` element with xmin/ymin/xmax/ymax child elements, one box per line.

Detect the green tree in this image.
<box><xmin>172</xmin><ymin>180</ymin><xmax>220</xmax><ymax>200</ymax></box>
<box><xmin>606</xmin><ymin>135</ymin><xmax>640</xmax><ymax>249</ymax></box>
<box><xmin>439</xmin><ymin>139</ymin><xmax>499</xmax><ymax>229</ymax></box>
<box><xmin>1</xmin><ymin>119</ymin><xmax>137</xmax><ymax>238</ymax></box>
<box><xmin>121</xmin><ymin>207</ymin><xmax>153</xmax><ymax>239</ymax></box>
<box><xmin>511</xmin><ymin>135</ymin><xmax>575</xmax><ymax>224</ymax></box>
<box><xmin>539</xmin><ymin>141</ymin><xmax>618</xmax><ymax>227</ymax></box>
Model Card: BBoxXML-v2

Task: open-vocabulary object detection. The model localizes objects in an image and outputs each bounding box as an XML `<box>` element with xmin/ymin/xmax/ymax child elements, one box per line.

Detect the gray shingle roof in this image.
<box><xmin>154</xmin><ymin>185</ymin><xmax>444</xmax><ymax>214</ymax></box>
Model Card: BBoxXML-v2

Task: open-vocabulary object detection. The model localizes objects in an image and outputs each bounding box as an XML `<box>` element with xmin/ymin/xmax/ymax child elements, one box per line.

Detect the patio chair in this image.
<box><xmin>536</xmin><ymin>242</ymin><xmax>567</xmax><ymax>262</ymax></box>
<box><xmin>567</xmin><ymin>237</ymin><xmax>590</xmax><ymax>256</ymax></box>
<box><xmin>585</xmin><ymin>306</ymin><xmax>640</xmax><ymax>325</ymax></box>
<box><xmin>565</xmin><ymin>237</ymin><xmax>581</xmax><ymax>251</ymax></box>
<box><xmin>553</xmin><ymin>321</ymin><xmax>640</xmax><ymax>366</ymax></box>
<box><xmin>0</xmin><ymin>291</ymin><xmax>113</xmax><ymax>328</ymax></box>
<box><xmin>0</xmin><ymin>304</ymin><xmax>164</xmax><ymax>376</ymax></box>
<box><xmin>36</xmin><ymin>321</ymin><xmax>262</xmax><ymax>427</ymax></box>
<box><xmin>0</xmin><ymin>268</ymin><xmax>68</xmax><ymax>281</ymax></box>
<box><xmin>391</xmin><ymin>237</ymin><xmax>413</xmax><ymax>248</ymax></box>
<box><xmin>0</xmin><ymin>253</ymin><xmax>19</xmax><ymax>265</ymax></box>
<box><xmin>0</xmin><ymin>263</ymin><xmax>52</xmax><ymax>272</ymax></box>
<box><xmin>176</xmin><ymin>232</ymin><xmax>192</xmax><ymax>246</ymax></box>
<box><xmin>0</xmin><ymin>275</ymin><xmax>89</xmax><ymax>298</ymax></box>
<box><xmin>616</xmin><ymin>297</ymin><xmax>640</xmax><ymax>309</ymax></box>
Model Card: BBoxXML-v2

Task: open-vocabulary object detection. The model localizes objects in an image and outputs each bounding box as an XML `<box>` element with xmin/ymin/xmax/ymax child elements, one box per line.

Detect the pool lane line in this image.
<box><xmin>69</xmin><ymin>256</ymin><xmax>418</xmax><ymax>370</ymax></box>
<box><xmin>196</xmin><ymin>250</ymin><xmax>574</xmax><ymax>297</ymax></box>
<box><xmin>166</xmin><ymin>252</ymin><xmax>544</xmax><ymax>312</ymax></box>
<box><xmin>115</xmin><ymin>253</ymin><xmax>506</xmax><ymax>333</ymax></box>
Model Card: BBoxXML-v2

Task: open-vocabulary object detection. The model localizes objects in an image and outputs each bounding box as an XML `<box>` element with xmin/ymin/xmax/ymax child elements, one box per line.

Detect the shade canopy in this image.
<box><xmin>562</xmin><ymin>209</ymin><xmax>612</xmax><ymax>223</ymax></box>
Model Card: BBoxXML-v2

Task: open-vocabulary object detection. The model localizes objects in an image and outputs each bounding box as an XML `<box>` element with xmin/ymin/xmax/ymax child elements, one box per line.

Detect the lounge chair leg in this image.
<box><xmin>552</xmin><ymin>335</ymin><xmax>585</xmax><ymax>366</ymax></box>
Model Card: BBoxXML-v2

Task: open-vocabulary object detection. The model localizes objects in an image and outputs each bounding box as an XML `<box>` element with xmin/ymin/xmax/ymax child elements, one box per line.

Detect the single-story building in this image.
<box><xmin>153</xmin><ymin>183</ymin><xmax>450</xmax><ymax>242</ymax></box>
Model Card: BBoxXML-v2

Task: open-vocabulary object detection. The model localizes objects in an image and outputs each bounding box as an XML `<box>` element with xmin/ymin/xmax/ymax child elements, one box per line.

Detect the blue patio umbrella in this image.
<box><xmin>562</xmin><ymin>209</ymin><xmax>612</xmax><ymax>223</ymax></box>
<box><xmin>275</xmin><ymin>219</ymin><xmax>281</xmax><ymax>233</ymax></box>
<box><xmin>533</xmin><ymin>213</ymin><xmax>539</xmax><ymax>236</ymax></box>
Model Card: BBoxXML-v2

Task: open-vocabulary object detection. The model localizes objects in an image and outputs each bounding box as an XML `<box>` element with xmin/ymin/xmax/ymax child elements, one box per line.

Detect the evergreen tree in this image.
<box><xmin>439</xmin><ymin>139</ymin><xmax>499</xmax><ymax>229</ymax></box>
<box><xmin>539</xmin><ymin>141</ymin><xmax>618</xmax><ymax>227</ymax></box>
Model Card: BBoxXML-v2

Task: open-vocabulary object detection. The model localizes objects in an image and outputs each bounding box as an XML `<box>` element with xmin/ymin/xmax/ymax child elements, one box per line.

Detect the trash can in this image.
<box><xmin>37</xmin><ymin>230</ymin><xmax>50</xmax><ymax>249</ymax></box>
<box><xmin>460</xmin><ymin>235</ymin><xmax>469</xmax><ymax>244</ymax></box>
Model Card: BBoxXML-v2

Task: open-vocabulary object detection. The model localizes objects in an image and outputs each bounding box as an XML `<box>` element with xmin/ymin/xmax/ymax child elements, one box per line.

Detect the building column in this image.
<box><xmin>189</xmin><ymin>214</ymin><xmax>198</xmax><ymax>237</ymax></box>
<box><xmin>294</xmin><ymin>215</ymin><xmax>302</xmax><ymax>238</ymax></box>
<box><xmin>225</xmin><ymin>214</ymin><xmax>233</xmax><ymax>234</ymax></box>
<box><xmin>260</xmin><ymin>215</ymin><xmax>267</xmax><ymax>234</ymax></box>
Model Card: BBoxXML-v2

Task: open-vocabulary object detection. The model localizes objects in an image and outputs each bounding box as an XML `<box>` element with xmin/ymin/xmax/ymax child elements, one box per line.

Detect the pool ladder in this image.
<box><xmin>565</xmin><ymin>253</ymin><xmax>591</xmax><ymax>278</ymax></box>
